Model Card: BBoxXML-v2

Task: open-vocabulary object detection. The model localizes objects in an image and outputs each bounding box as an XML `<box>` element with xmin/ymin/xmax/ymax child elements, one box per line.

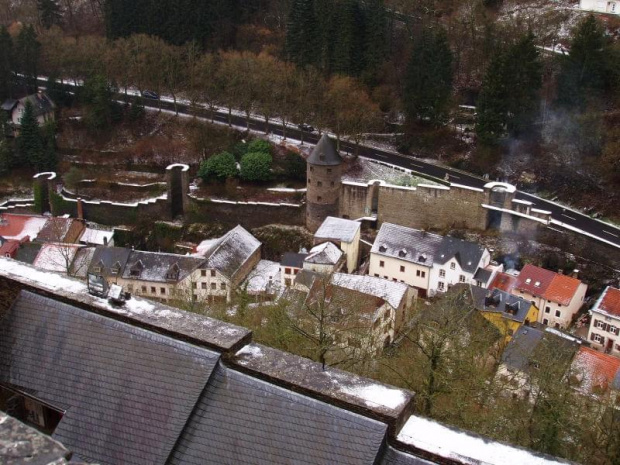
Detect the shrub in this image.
<box><xmin>198</xmin><ymin>151</ymin><xmax>238</xmax><ymax>182</ymax></box>
<box><xmin>285</xmin><ymin>151</ymin><xmax>306</xmax><ymax>181</ymax></box>
<box><xmin>247</xmin><ymin>139</ymin><xmax>272</xmax><ymax>155</ymax></box>
<box><xmin>230</xmin><ymin>141</ymin><xmax>249</xmax><ymax>161</ymax></box>
<box><xmin>240</xmin><ymin>151</ymin><xmax>272</xmax><ymax>182</ymax></box>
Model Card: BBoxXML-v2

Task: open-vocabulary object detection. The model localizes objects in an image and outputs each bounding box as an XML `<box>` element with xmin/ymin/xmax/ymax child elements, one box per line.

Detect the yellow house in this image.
<box><xmin>471</xmin><ymin>286</ymin><xmax>539</xmax><ymax>344</ymax></box>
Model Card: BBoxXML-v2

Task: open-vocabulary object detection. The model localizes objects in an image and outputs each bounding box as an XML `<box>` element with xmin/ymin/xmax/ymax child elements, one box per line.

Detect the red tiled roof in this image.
<box><xmin>0</xmin><ymin>240</ymin><xmax>20</xmax><ymax>258</ymax></box>
<box><xmin>0</xmin><ymin>214</ymin><xmax>48</xmax><ymax>241</ymax></box>
<box><xmin>545</xmin><ymin>274</ymin><xmax>582</xmax><ymax>307</ymax></box>
<box><xmin>515</xmin><ymin>264</ymin><xmax>555</xmax><ymax>296</ymax></box>
<box><xmin>515</xmin><ymin>264</ymin><xmax>581</xmax><ymax>306</ymax></box>
<box><xmin>598</xmin><ymin>287</ymin><xmax>620</xmax><ymax>317</ymax></box>
<box><xmin>572</xmin><ymin>346</ymin><xmax>620</xmax><ymax>394</ymax></box>
<box><xmin>490</xmin><ymin>272</ymin><xmax>519</xmax><ymax>294</ymax></box>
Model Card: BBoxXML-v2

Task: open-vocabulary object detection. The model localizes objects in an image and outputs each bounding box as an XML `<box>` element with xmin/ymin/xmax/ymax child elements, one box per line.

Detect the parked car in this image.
<box><xmin>141</xmin><ymin>90</ymin><xmax>160</xmax><ymax>100</ymax></box>
<box><xmin>298</xmin><ymin>123</ymin><xmax>315</xmax><ymax>133</ymax></box>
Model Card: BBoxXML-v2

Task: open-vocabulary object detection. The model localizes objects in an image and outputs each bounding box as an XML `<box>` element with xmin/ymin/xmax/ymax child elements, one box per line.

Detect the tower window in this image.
<box><xmin>317</xmin><ymin>181</ymin><xmax>322</xmax><ymax>187</ymax></box>
<box><xmin>310</xmin><ymin>166</ymin><xmax>314</xmax><ymax>172</ymax></box>
<box><xmin>331</xmin><ymin>181</ymin><xmax>334</xmax><ymax>187</ymax></box>
<box><xmin>317</xmin><ymin>196</ymin><xmax>322</xmax><ymax>201</ymax></box>
<box><xmin>327</xmin><ymin>169</ymin><xmax>332</xmax><ymax>174</ymax></box>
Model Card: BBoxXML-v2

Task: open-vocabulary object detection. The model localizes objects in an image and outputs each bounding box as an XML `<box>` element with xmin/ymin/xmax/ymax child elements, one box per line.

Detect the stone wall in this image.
<box><xmin>187</xmin><ymin>196</ymin><xmax>305</xmax><ymax>230</ymax></box>
<box><xmin>340</xmin><ymin>183</ymin><xmax>371</xmax><ymax>220</ymax></box>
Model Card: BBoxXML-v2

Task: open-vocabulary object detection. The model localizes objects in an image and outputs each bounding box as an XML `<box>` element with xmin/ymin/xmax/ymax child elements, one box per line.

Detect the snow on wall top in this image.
<box><xmin>398</xmin><ymin>415</ymin><xmax>573</xmax><ymax>465</ymax></box>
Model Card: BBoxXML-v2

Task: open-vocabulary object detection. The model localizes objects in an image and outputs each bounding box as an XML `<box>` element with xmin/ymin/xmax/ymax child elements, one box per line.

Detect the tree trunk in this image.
<box><xmin>172</xmin><ymin>94</ymin><xmax>178</xmax><ymax>116</ymax></box>
<box><xmin>210</xmin><ymin>106</ymin><xmax>215</xmax><ymax>123</ymax></box>
<box><xmin>228</xmin><ymin>107</ymin><xmax>232</xmax><ymax>127</ymax></box>
<box><xmin>246</xmin><ymin>111</ymin><xmax>251</xmax><ymax>131</ymax></box>
<box><xmin>264</xmin><ymin>115</ymin><xmax>269</xmax><ymax>134</ymax></box>
<box><xmin>282</xmin><ymin>120</ymin><xmax>287</xmax><ymax>140</ymax></box>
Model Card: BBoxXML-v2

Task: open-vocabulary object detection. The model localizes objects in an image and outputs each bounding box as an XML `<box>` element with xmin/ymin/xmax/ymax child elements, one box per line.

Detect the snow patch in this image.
<box><xmin>339</xmin><ymin>384</ymin><xmax>407</xmax><ymax>410</ymax></box>
<box><xmin>236</xmin><ymin>345</ymin><xmax>264</xmax><ymax>358</ymax></box>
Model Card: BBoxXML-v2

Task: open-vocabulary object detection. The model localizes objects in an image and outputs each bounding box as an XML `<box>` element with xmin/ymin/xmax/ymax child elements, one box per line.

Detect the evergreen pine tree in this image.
<box><xmin>557</xmin><ymin>14</ymin><xmax>608</xmax><ymax>109</ymax></box>
<box><xmin>17</xmin><ymin>101</ymin><xmax>46</xmax><ymax>170</ymax></box>
<box><xmin>361</xmin><ymin>0</ymin><xmax>387</xmax><ymax>81</ymax></box>
<box><xmin>42</xmin><ymin>121</ymin><xmax>57</xmax><ymax>171</ymax></box>
<box><xmin>37</xmin><ymin>0</ymin><xmax>63</xmax><ymax>29</ymax></box>
<box><xmin>15</xmin><ymin>25</ymin><xmax>41</xmax><ymax>94</ymax></box>
<box><xmin>476</xmin><ymin>33</ymin><xmax>542</xmax><ymax>143</ymax></box>
<box><xmin>404</xmin><ymin>28</ymin><xmax>453</xmax><ymax>125</ymax></box>
<box><xmin>0</xmin><ymin>140</ymin><xmax>11</xmax><ymax>175</ymax></box>
<box><xmin>0</xmin><ymin>26</ymin><xmax>13</xmax><ymax>101</ymax></box>
<box><xmin>286</xmin><ymin>0</ymin><xmax>319</xmax><ymax>68</ymax></box>
<box><xmin>331</xmin><ymin>0</ymin><xmax>364</xmax><ymax>76</ymax></box>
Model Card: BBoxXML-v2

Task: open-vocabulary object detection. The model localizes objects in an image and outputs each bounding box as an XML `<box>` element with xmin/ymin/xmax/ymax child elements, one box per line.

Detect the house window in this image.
<box><xmin>317</xmin><ymin>181</ymin><xmax>323</xmax><ymax>187</ymax></box>
<box><xmin>285</xmin><ymin>278</ymin><xmax>291</xmax><ymax>286</ymax></box>
<box><xmin>192</xmin><ymin>282</ymin><xmax>197</xmax><ymax>289</ymax></box>
<box><xmin>400</xmin><ymin>266</ymin><xmax>405</xmax><ymax>272</ymax></box>
<box><xmin>295</xmin><ymin>269</ymin><xmax>300</xmax><ymax>274</ymax></box>
<box><xmin>201</xmin><ymin>270</ymin><xmax>206</xmax><ymax>277</ymax></box>
<box><xmin>285</xmin><ymin>268</ymin><xmax>292</xmax><ymax>274</ymax></box>
<box><xmin>327</xmin><ymin>168</ymin><xmax>332</xmax><ymax>174</ymax></box>
<box><xmin>477</xmin><ymin>281</ymin><xmax>483</xmax><ymax>287</ymax></box>
<box><xmin>310</xmin><ymin>166</ymin><xmax>314</xmax><ymax>172</ymax></box>
<box><xmin>438</xmin><ymin>282</ymin><xmax>445</xmax><ymax>291</ymax></box>
<box><xmin>450</xmin><ymin>263</ymin><xmax>456</xmax><ymax>270</ymax></box>
<box><xmin>160</xmin><ymin>287</ymin><xmax>166</xmax><ymax>295</ymax></box>
<box><xmin>317</xmin><ymin>196</ymin><xmax>322</xmax><ymax>202</ymax></box>
<box><xmin>308</xmin><ymin>179</ymin><xmax>311</xmax><ymax>185</ymax></box>
<box><xmin>416</xmin><ymin>270</ymin><xmax>421</xmax><ymax>277</ymax></box>
<box><xmin>545</xmin><ymin>306</ymin><xmax>550</xmax><ymax>313</ymax></box>
<box><xmin>616</xmin><ymin>344</ymin><xmax>620</xmax><ymax>351</ymax></box>
<box><xmin>331</xmin><ymin>181</ymin><xmax>335</xmax><ymax>187</ymax></box>
<box><xmin>127</xmin><ymin>284</ymin><xmax>133</xmax><ymax>292</ymax></box>
<box><xmin>543</xmin><ymin>318</ymin><xmax>548</xmax><ymax>325</ymax></box>
<box><xmin>593</xmin><ymin>333</ymin><xmax>604</xmax><ymax>344</ymax></box>
<box><xmin>141</xmin><ymin>286</ymin><xmax>147</xmax><ymax>293</ymax></box>
<box><xmin>596</xmin><ymin>320</ymin><xmax>605</xmax><ymax>329</ymax></box>
<box><xmin>221</xmin><ymin>283</ymin><xmax>226</xmax><ymax>290</ymax></box>
<box><xmin>201</xmin><ymin>282</ymin><xmax>207</xmax><ymax>289</ymax></box>
<box><xmin>151</xmin><ymin>287</ymin><xmax>156</xmax><ymax>294</ymax></box>
<box><xmin>421</xmin><ymin>271</ymin><xmax>426</xmax><ymax>278</ymax></box>
<box><xmin>211</xmin><ymin>270</ymin><xmax>216</xmax><ymax>277</ymax></box>
<box><xmin>459</xmin><ymin>275</ymin><xmax>466</xmax><ymax>283</ymax></box>
<box><xmin>380</xmin><ymin>261</ymin><xmax>385</xmax><ymax>268</ymax></box>
<box><xmin>211</xmin><ymin>282</ymin><xmax>217</xmax><ymax>290</ymax></box>
<box><xmin>555</xmin><ymin>310</ymin><xmax>561</xmax><ymax>317</ymax></box>
<box><xmin>374</xmin><ymin>273</ymin><xmax>379</xmax><ymax>277</ymax></box>
<box><xmin>610</xmin><ymin>326</ymin><xmax>618</xmax><ymax>335</ymax></box>
<box><xmin>439</xmin><ymin>270</ymin><xmax>446</xmax><ymax>278</ymax></box>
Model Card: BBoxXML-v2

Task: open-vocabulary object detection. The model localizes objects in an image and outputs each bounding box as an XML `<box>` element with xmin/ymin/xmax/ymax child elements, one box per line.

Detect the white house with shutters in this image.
<box><xmin>588</xmin><ymin>286</ymin><xmax>620</xmax><ymax>357</ymax></box>
<box><xmin>580</xmin><ymin>0</ymin><xmax>619</xmax><ymax>14</ymax></box>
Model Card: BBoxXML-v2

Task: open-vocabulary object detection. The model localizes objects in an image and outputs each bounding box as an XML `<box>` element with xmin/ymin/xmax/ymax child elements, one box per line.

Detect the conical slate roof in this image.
<box><xmin>307</xmin><ymin>135</ymin><xmax>342</xmax><ymax>166</ymax></box>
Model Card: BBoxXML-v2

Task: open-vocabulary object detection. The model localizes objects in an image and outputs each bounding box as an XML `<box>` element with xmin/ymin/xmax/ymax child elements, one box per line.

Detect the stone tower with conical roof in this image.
<box><xmin>306</xmin><ymin>135</ymin><xmax>343</xmax><ymax>232</ymax></box>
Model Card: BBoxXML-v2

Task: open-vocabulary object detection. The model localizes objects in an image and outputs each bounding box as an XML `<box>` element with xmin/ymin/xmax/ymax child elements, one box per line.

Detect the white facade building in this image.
<box><xmin>580</xmin><ymin>0</ymin><xmax>619</xmax><ymax>14</ymax></box>
<box><xmin>314</xmin><ymin>216</ymin><xmax>361</xmax><ymax>273</ymax></box>
<box><xmin>588</xmin><ymin>286</ymin><xmax>620</xmax><ymax>356</ymax></box>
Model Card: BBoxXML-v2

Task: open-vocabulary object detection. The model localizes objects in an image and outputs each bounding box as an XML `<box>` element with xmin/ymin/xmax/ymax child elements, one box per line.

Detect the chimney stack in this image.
<box><xmin>572</xmin><ymin>269</ymin><xmax>580</xmax><ymax>279</ymax></box>
<box><xmin>77</xmin><ymin>197</ymin><xmax>84</xmax><ymax>221</ymax></box>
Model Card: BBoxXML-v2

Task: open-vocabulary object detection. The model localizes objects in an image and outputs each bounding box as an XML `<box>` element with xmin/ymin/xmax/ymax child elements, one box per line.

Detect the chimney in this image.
<box><xmin>572</xmin><ymin>269</ymin><xmax>580</xmax><ymax>279</ymax></box>
<box><xmin>103</xmin><ymin>235</ymin><xmax>108</xmax><ymax>246</ymax></box>
<box><xmin>77</xmin><ymin>197</ymin><xmax>84</xmax><ymax>221</ymax></box>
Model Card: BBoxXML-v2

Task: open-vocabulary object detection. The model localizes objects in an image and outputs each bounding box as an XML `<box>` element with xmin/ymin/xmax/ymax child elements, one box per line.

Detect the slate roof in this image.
<box><xmin>1</xmin><ymin>98</ymin><xmax>18</xmax><ymax>111</ymax></box>
<box><xmin>305</xmin><ymin>242</ymin><xmax>343</xmax><ymax>265</ymax></box>
<box><xmin>515</xmin><ymin>265</ymin><xmax>582</xmax><ymax>306</ymax></box>
<box><xmin>88</xmin><ymin>246</ymin><xmax>132</xmax><ymax>278</ymax></box>
<box><xmin>14</xmin><ymin>242</ymin><xmax>43</xmax><ymax>265</ymax></box>
<box><xmin>501</xmin><ymin>325</ymin><xmax>546</xmax><ymax>372</ymax></box>
<box><xmin>294</xmin><ymin>269</ymin><xmax>321</xmax><ymax>289</ymax></box>
<box><xmin>594</xmin><ymin>286</ymin><xmax>620</xmax><ymax>318</ymax></box>
<box><xmin>122</xmin><ymin>250</ymin><xmax>203</xmax><ymax>283</ymax></box>
<box><xmin>307</xmin><ymin>134</ymin><xmax>342</xmax><ymax>166</ymax></box>
<box><xmin>371</xmin><ymin>223</ymin><xmax>442</xmax><ymax>267</ymax></box>
<box><xmin>168</xmin><ymin>364</ymin><xmax>388</xmax><ymax>465</ymax></box>
<box><xmin>201</xmin><ymin>225</ymin><xmax>261</xmax><ymax>280</ymax></box>
<box><xmin>0</xmin><ymin>291</ymin><xmax>219</xmax><ymax>465</ymax></box>
<box><xmin>381</xmin><ymin>447</ymin><xmax>436</xmax><ymax>465</ymax></box>
<box><xmin>471</xmin><ymin>286</ymin><xmax>534</xmax><ymax>324</ymax></box>
<box><xmin>473</xmin><ymin>267</ymin><xmax>492</xmax><ymax>284</ymax></box>
<box><xmin>17</xmin><ymin>93</ymin><xmax>56</xmax><ymax>118</ymax></box>
<box><xmin>433</xmin><ymin>236</ymin><xmax>486</xmax><ymax>274</ymax></box>
<box><xmin>79</xmin><ymin>228</ymin><xmax>114</xmax><ymax>246</ymax></box>
<box><xmin>281</xmin><ymin>252</ymin><xmax>307</xmax><ymax>268</ymax></box>
<box><xmin>315</xmin><ymin>216</ymin><xmax>360</xmax><ymax>243</ymax></box>
<box><xmin>332</xmin><ymin>272</ymin><xmax>408</xmax><ymax>310</ymax></box>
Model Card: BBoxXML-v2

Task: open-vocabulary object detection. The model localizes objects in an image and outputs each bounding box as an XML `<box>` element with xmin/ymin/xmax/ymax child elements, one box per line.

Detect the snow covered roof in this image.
<box><xmin>33</xmin><ymin>243</ymin><xmax>82</xmax><ymax>273</ymax></box>
<box><xmin>36</xmin><ymin>217</ymin><xmax>84</xmax><ymax>244</ymax></box>
<box><xmin>315</xmin><ymin>217</ymin><xmax>360</xmax><ymax>243</ymax></box>
<box><xmin>0</xmin><ymin>213</ymin><xmax>48</xmax><ymax>241</ymax></box>
<box><xmin>201</xmin><ymin>225</ymin><xmax>261</xmax><ymax>281</ymax></box>
<box><xmin>242</xmin><ymin>260</ymin><xmax>281</xmax><ymax>295</ymax></box>
<box><xmin>305</xmin><ymin>242</ymin><xmax>343</xmax><ymax>265</ymax></box>
<box><xmin>122</xmin><ymin>250</ymin><xmax>203</xmax><ymax>283</ymax></box>
<box><xmin>571</xmin><ymin>346</ymin><xmax>620</xmax><ymax>395</ymax></box>
<box><xmin>398</xmin><ymin>415</ymin><xmax>570</xmax><ymax>465</ymax></box>
<box><xmin>80</xmin><ymin>228</ymin><xmax>114</xmax><ymax>246</ymax></box>
<box><xmin>331</xmin><ymin>273</ymin><xmax>407</xmax><ymax>310</ymax></box>
<box><xmin>592</xmin><ymin>286</ymin><xmax>620</xmax><ymax>318</ymax></box>
<box><xmin>371</xmin><ymin>223</ymin><xmax>442</xmax><ymax>267</ymax></box>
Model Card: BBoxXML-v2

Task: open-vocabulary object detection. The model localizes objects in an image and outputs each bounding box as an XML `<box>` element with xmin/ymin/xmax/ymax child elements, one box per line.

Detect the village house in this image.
<box><xmin>89</xmin><ymin>225</ymin><xmax>262</xmax><ymax>303</ymax></box>
<box><xmin>571</xmin><ymin>346</ymin><xmax>620</xmax><ymax>400</ymax></box>
<box><xmin>470</xmin><ymin>286</ymin><xmax>539</xmax><ymax>344</ymax></box>
<box><xmin>79</xmin><ymin>227</ymin><xmax>114</xmax><ymax>247</ymax></box>
<box><xmin>280</xmin><ymin>252</ymin><xmax>307</xmax><ymax>287</ymax></box>
<box><xmin>0</xmin><ymin>213</ymin><xmax>49</xmax><ymax>242</ymax></box>
<box><xmin>314</xmin><ymin>216</ymin><xmax>361</xmax><ymax>273</ymax></box>
<box><xmin>587</xmin><ymin>286</ymin><xmax>620</xmax><ymax>356</ymax></box>
<box><xmin>303</xmin><ymin>241</ymin><xmax>345</xmax><ymax>274</ymax></box>
<box><xmin>36</xmin><ymin>217</ymin><xmax>86</xmax><ymax>244</ymax></box>
<box><xmin>33</xmin><ymin>242</ymin><xmax>84</xmax><ymax>274</ymax></box>
<box><xmin>580</xmin><ymin>0</ymin><xmax>619</xmax><ymax>14</ymax></box>
<box><xmin>369</xmin><ymin>223</ymin><xmax>490</xmax><ymax>297</ymax></box>
<box><xmin>511</xmin><ymin>264</ymin><xmax>587</xmax><ymax>330</ymax></box>
<box><xmin>1</xmin><ymin>92</ymin><xmax>55</xmax><ymax>136</ymax></box>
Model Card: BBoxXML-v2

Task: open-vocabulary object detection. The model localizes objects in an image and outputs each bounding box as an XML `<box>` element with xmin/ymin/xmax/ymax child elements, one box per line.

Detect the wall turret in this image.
<box><xmin>306</xmin><ymin>135</ymin><xmax>343</xmax><ymax>232</ymax></box>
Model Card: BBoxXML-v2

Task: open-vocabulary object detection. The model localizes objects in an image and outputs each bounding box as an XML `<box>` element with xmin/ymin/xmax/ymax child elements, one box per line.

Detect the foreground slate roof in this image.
<box><xmin>0</xmin><ymin>260</ymin><xmax>574</xmax><ymax>465</ymax></box>
<box><xmin>0</xmin><ymin>291</ymin><xmax>219</xmax><ymax>465</ymax></box>
<box><xmin>169</xmin><ymin>364</ymin><xmax>387</xmax><ymax>465</ymax></box>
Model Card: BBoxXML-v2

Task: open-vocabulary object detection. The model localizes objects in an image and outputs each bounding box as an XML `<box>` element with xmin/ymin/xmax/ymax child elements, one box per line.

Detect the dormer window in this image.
<box><xmin>534</xmin><ymin>281</ymin><xmax>540</xmax><ymax>287</ymax></box>
<box><xmin>418</xmin><ymin>254</ymin><xmax>426</xmax><ymax>263</ymax></box>
<box><xmin>93</xmin><ymin>259</ymin><xmax>104</xmax><ymax>274</ymax></box>
<box><xmin>111</xmin><ymin>261</ymin><xmax>121</xmax><ymax>275</ymax></box>
<box><xmin>166</xmin><ymin>263</ymin><xmax>180</xmax><ymax>281</ymax></box>
<box><xmin>379</xmin><ymin>245</ymin><xmax>387</xmax><ymax>253</ymax></box>
<box><xmin>398</xmin><ymin>249</ymin><xmax>407</xmax><ymax>258</ymax></box>
<box><xmin>525</xmin><ymin>278</ymin><xmax>531</xmax><ymax>284</ymax></box>
<box><xmin>130</xmin><ymin>260</ymin><xmax>144</xmax><ymax>277</ymax></box>
<box><xmin>319</xmin><ymin>154</ymin><xmax>325</xmax><ymax>161</ymax></box>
